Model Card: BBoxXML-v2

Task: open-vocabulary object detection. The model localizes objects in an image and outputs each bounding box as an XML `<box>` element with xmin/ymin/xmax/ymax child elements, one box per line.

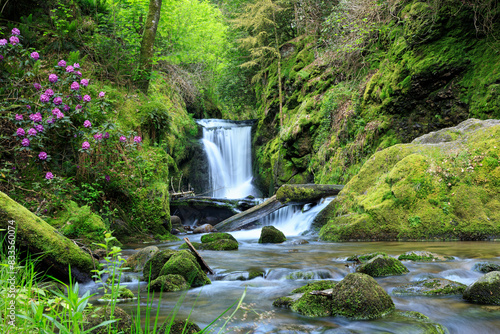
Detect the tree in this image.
<box><xmin>137</xmin><ymin>0</ymin><xmax>162</xmax><ymax>93</ymax></box>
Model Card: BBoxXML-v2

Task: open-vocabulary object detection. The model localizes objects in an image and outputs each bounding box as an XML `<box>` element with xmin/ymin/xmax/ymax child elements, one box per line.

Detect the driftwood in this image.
<box><xmin>214</xmin><ymin>195</ymin><xmax>286</xmax><ymax>232</ymax></box>
<box><xmin>310</xmin><ymin>288</ymin><xmax>334</xmax><ymax>297</ymax></box>
<box><xmin>183</xmin><ymin>237</ymin><xmax>215</xmax><ymax>275</ymax></box>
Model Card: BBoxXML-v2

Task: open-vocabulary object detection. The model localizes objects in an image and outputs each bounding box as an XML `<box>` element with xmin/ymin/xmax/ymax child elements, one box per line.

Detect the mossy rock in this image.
<box><xmin>272</xmin><ymin>296</ymin><xmax>295</xmax><ymax>308</ymax></box>
<box><xmin>258</xmin><ymin>226</ymin><xmax>286</xmax><ymax>243</ymax></box>
<box><xmin>84</xmin><ymin>306</ymin><xmax>132</xmax><ymax>334</ymax></box>
<box><xmin>158</xmin><ymin>319</ymin><xmax>201</xmax><ymax>334</ymax></box>
<box><xmin>357</xmin><ymin>255</ymin><xmax>409</xmax><ymax>277</ymax></box>
<box><xmin>329</xmin><ymin>273</ymin><xmax>395</xmax><ymax>319</ymax></box>
<box><xmin>123</xmin><ymin>246</ymin><xmax>159</xmax><ymax>272</ymax></box>
<box><xmin>102</xmin><ymin>286</ymin><xmax>135</xmax><ymax>300</ymax></box>
<box><xmin>385</xmin><ymin>311</ymin><xmax>448</xmax><ymax>334</ymax></box>
<box><xmin>143</xmin><ymin>249</ymin><xmax>177</xmax><ymax>281</ymax></box>
<box><xmin>149</xmin><ymin>274</ymin><xmax>189</xmax><ymax>292</ymax></box>
<box><xmin>393</xmin><ymin>278</ymin><xmax>466</xmax><ymax>296</ymax></box>
<box><xmin>248</xmin><ymin>268</ymin><xmax>265</xmax><ymax>280</ymax></box>
<box><xmin>398</xmin><ymin>251</ymin><xmax>453</xmax><ymax>262</ymax></box>
<box><xmin>291</xmin><ymin>291</ymin><xmax>334</xmax><ymax>317</ymax></box>
<box><xmin>291</xmin><ymin>280</ymin><xmax>337</xmax><ymax>294</ymax></box>
<box><xmin>347</xmin><ymin>252</ymin><xmax>387</xmax><ymax>262</ymax></box>
<box><xmin>473</xmin><ymin>262</ymin><xmax>500</xmax><ymax>273</ymax></box>
<box><xmin>178</xmin><ymin>242</ymin><xmax>202</xmax><ymax>250</ymax></box>
<box><xmin>0</xmin><ymin>191</ymin><xmax>94</xmax><ymax>283</ymax></box>
<box><xmin>463</xmin><ymin>271</ymin><xmax>500</xmax><ymax>305</ymax></box>
<box><xmin>159</xmin><ymin>250</ymin><xmax>211</xmax><ymax>287</ymax></box>
<box><xmin>200</xmin><ymin>239</ymin><xmax>238</xmax><ymax>251</ymax></box>
<box><xmin>200</xmin><ymin>232</ymin><xmax>237</xmax><ymax>243</ymax></box>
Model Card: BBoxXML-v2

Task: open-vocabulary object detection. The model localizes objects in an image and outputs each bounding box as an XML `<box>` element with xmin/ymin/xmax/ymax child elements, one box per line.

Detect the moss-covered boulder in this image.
<box><xmin>200</xmin><ymin>232</ymin><xmax>237</xmax><ymax>243</ymax></box>
<box><xmin>320</xmin><ymin>119</ymin><xmax>500</xmax><ymax>241</ymax></box>
<box><xmin>398</xmin><ymin>251</ymin><xmax>453</xmax><ymax>262</ymax></box>
<box><xmin>272</xmin><ymin>296</ymin><xmax>296</xmax><ymax>308</ymax></box>
<box><xmin>158</xmin><ymin>319</ymin><xmax>201</xmax><ymax>334</ymax></box>
<box><xmin>102</xmin><ymin>286</ymin><xmax>135</xmax><ymax>301</ymax></box>
<box><xmin>384</xmin><ymin>311</ymin><xmax>448</xmax><ymax>334</ymax></box>
<box><xmin>357</xmin><ymin>255</ymin><xmax>409</xmax><ymax>277</ymax></box>
<box><xmin>0</xmin><ymin>191</ymin><xmax>94</xmax><ymax>282</ymax></box>
<box><xmin>248</xmin><ymin>268</ymin><xmax>265</xmax><ymax>280</ymax></box>
<box><xmin>291</xmin><ymin>290</ymin><xmax>335</xmax><ymax>317</ymax></box>
<box><xmin>347</xmin><ymin>252</ymin><xmax>387</xmax><ymax>262</ymax></box>
<box><xmin>463</xmin><ymin>271</ymin><xmax>500</xmax><ymax>305</ymax></box>
<box><xmin>143</xmin><ymin>249</ymin><xmax>177</xmax><ymax>281</ymax></box>
<box><xmin>84</xmin><ymin>306</ymin><xmax>132</xmax><ymax>334</ymax></box>
<box><xmin>473</xmin><ymin>262</ymin><xmax>500</xmax><ymax>273</ymax></box>
<box><xmin>200</xmin><ymin>238</ymin><xmax>238</xmax><ymax>251</ymax></box>
<box><xmin>123</xmin><ymin>246</ymin><xmax>159</xmax><ymax>272</ymax></box>
<box><xmin>149</xmin><ymin>274</ymin><xmax>189</xmax><ymax>292</ymax></box>
<box><xmin>258</xmin><ymin>226</ymin><xmax>286</xmax><ymax>243</ymax></box>
<box><xmin>393</xmin><ymin>278</ymin><xmax>466</xmax><ymax>296</ymax></box>
<box><xmin>159</xmin><ymin>250</ymin><xmax>211</xmax><ymax>287</ymax></box>
<box><xmin>291</xmin><ymin>280</ymin><xmax>337</xmax><ymax>294</ymax></box>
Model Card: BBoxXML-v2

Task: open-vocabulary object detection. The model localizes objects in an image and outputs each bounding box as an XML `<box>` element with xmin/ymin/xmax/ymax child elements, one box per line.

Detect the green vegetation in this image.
<box><xmin>356</xmin><ymin>255</ymin><xmax>409</xmax><ymax>277</ymax></box>
<box><xmin>393</xmin><ymin>278</ymin><xmax>466</xmax><ymax>296</ymax></box>
<box><xmin>258</xmin><ymin>225</ymin><xmax>286</xmax><ymax>243</ymax></box>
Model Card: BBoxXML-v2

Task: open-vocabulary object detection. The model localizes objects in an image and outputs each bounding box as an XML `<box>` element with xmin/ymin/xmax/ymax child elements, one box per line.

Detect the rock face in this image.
<box><xmin>357</xmin><ymin>255</ymin><xmax>409</xmax><ymax>277</ymax></box>
<box><xmin>258</xmin><ymin>226</ymin><xmax>286</xmax><ymax>243</ymax></box>
<box><xmin>123</xmin><ymin>246</ymin><xmax>159</xmax><ymax>272</ymax></box>
<box><xmin>393</xmin><ymin>278</ymin><xmax>466</xmax><ymax>296</ymax></box>
<box><xmin>463</xmin><ymin>271</ymin><xmax>500</xmax><ymax>305</ymax></box>
<box><xmin>320</xmin><ymin>119</ymin><xmax>500</xmax><ymax>241</ymax></box>
<box><xmin>0</xmin><ymin>191</ymin><xmax>94</xmax><ymax>282</ymax></box>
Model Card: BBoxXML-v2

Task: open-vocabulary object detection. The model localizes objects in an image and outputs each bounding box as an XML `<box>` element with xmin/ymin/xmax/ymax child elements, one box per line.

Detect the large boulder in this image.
<box><xmin>0</xmin><ymin>191</ymin><xmax>94</xmax><ymax>282</ymax></box>
<box><xmin>258</xmin><ymin>226</ymin><xmax>286</xmax><ymax>243</ymax></box>
<box><xmin>159</xmin><ymin>250</ymin><xmax>211</xmax><ymax>287</ymax></box>
<box><xmin>463</xmin><ymin>271</ymin><xmax>500</xmax><ymax>305</ymax></box>
<box><xmin>473</xmin><ymin>262</ymin><xmax>500</xmax><ymax>273</ymax></box>
<box><xmin>143</xmin><ymin>249</ymin><xmax>177</xmax><ymax>281</ymax></box>
<box><xmin>200</xmin><ymin>232</ymin><xmax>237</xmax><ymax>243</ymax></box>
<box><xmin>149</xmin><ymin>274</ymin><xmax>189</xmax><ymax>292</ymax></box>
<box><xmin>84</xmin><ymin>306</ymin><xmax>132</xmax><ymax>334</ymax></box>
<box><xmin>123</xmin><ymin>246</ymin><xmax>159</xmax><ymax>272</ymax></box>
<box><xmin>393</xmin><ymin>278</ymin><xmax>466</xmax><ymax>296</ymax></box>
<box><xmin>357</xmin><ymin>255</ymin><xmax>409</xmax><ymax>277</ymax></box>
<box><xmin>320</xmin><ymin>119</ymin><xmax>500</xmax><ymax>241</ymax></box>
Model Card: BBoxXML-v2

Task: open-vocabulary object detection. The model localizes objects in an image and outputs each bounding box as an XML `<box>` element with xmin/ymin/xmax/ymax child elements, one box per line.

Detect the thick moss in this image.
<box><xmin>84</xmin><ymin>306</ymin><xmax>132</xmax><ymax>334</ymax></box>
<box><xmin>347</xmin><ymin>252</ymin><xmax>387</xmax><ymax>262</ymax></box>
<box><xmin>291</xmin><ymin>292</ymin><xmax>334</xmax><ymax>317</ymax></box>
<box><xmin>143</xmin><ymin>249</ymin><xmax>177</xmax><ymax>281</ymax></box>
<box><xmin>398</xmin><ymin>251</ymin><xmax>453</xmax><ymax>262</ymax></box>
<box><xmin>258</xmin><ymin>226</ymin><xmax>286</xmax><ymax>243</ymax></box>
<box><xmin>393</xmin><ymin>278</ymin><xmax>466</xmax><ymax>296</ymax></box>
<box><xmin>201</xmin><ymin>239</ymin><xmax>239</xmax><ymax>251</ymax></box>
<box><xmin>158</xmin><ymin>319</ymin><xmax>201</xmax><ymax>334</ymax></box>
<box><xmin>103</xmin><ymin>286</ymin><xmax>135</xmax><ymax>300</ymax></box>
<box><xmin>159</xmin><ymin>250</ymin><xmax>211</xmax><ymax>287</ymax></box>
<box><xmin>248</xmin><ymin>268</ymin><xmax>265</xmax><ymax>280</ymax></box>
<box><xmin>463</xmin><ymin>271</ymin><xmax>500</xmax><ymax>305</ymax></box>
<box><xmin>272</xmin><ymin>296</ymin><xmax>295</xmax><ymax>308</ymax></box>
<box><xmin>357</xmin><ymin>255</ymin><xmax>409</xmax><ymax>277</ymax></box>
<box><xmin>149</xmin><ymin>274</ymin><xmax>189</xmax><ymax>292</ymax></box>
<box><xmin>291</xmin><ymin>280</ymin><xmax>337</xmax><ymax>294</ymax></box>
<box><xmin>473</xmin><ymin>262</ymin><xmax>500</xmax><ymax>273</ymax></box>
<box><xmin>275</xmin><ymin>184</ymin><xmax>343</xmax><ymax>204</ymax></box>
<box><xmin>200</xmin><ymin>232</ymin><xmax>237</xmax><ymax>243</ymax></box>
<box><xmin>0</xmin><ymin>191</ymin><xmax>94</xmax><ymax>282</ymax></box>
<box><xmin>123</xmin><ymin>246</ymin><xmax>159</xmax><ymax>272</ymax></box>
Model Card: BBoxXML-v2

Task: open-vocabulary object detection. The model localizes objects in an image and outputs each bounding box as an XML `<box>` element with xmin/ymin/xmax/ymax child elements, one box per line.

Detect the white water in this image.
<box><xmin>197</xmin><ymin>119</ymin><xmax>258</xmax><ymax>198</ymax></box>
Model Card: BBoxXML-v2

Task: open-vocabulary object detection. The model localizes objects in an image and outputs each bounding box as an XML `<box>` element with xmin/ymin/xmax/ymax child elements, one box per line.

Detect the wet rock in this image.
<box><xmin>357</xmin><ymin>255</ymin><xmax>409</xmax><ymax>277</ymax></box>
<box><xmin>291</xmin><ymin>280</ymin><xmax>337</xmax><ymax>294</ymax></box>
<box><xmin>473</xmin><ymin>262</ymin><xmax>500</xmax><ymax>273</ymax></box>
<box><xmin>158</xmin><ymin>319</ymin><xmax>201</xmax><ymax>334</ymax></box>
<box><xmin>273</xmin><ymin>296</ymin><xmax>296</xmax><ymax>308</ymax></box>
<box><xmin>347</xmin><ymin>252</ymin><xmax>387</xmax><ymax>263</ymax></box>
<box><xmin>200</xmin><ymin>239</ymin><xmax>238</xmax><ymax>251</ymax></box>
<box><xmin>200</xmin><ymin>232</ymin><xmax>237</xmax><ymax>243</ymax></box>
<box><xmin>259</xmin><ymin>226</ymin><xmax>286</xmax><ymax>243</ymax></box>
<box><xmin>149</xmin><ymin>274</ymin><xmax>189</xmax><ymax>292</ymax></box>
<box><xmin>193</xmin><ymin>224</ymin><xmax>216</xmax><ymax>234</ymax></box>
<box><xmin>143</xmin><ymin>249</ymin><xmax>177</xmax><ymax>281</ymax></box>
<box><xmin>248</xmin><ymin>268</ymin><xmax>265</xmax><ymax>280</ymax></box>
<box><xmin>385</xmin><ymin>311</ymin><xmax>449</xmax><ymax>333</ymax></box>
<box><xmin>102</xmin><ymin>286</ymin><xmax>135</xmax><ymax>301</ymax></box>
<box><xmin>463</xmin><ymin>271</ymin><xmax>500</xmax><ymax>305</ymax></box>
<box><xmin>84</xmin><ymin>306</ymin><xmax>132</xmax><ymax>334</ymax></box>
<box><xmin>159</xmin><ymin>250</ymin><xmax>211</xmax><ymax>287</ymax></box>
<box><xmin>398</xmin><ymin>251</ymin><xmax>453</xmax><ymax>262</ymax></box>
<box><xmin>290</xmin><ymin>239</ymin><xmax>309</xmax><ymax>245</ymax></box>
<box><xmin>171</xmin><ymin>215</ymin><xmax>182</xmax><ymax>227</ymax></box>
<box><xmin>123</xmin><ymin>246</ymin><xmax>159</xmax><ymax>272</ymax></box>
<box><xmin>393</xmin><ymin>278</ymin><xmax>466</xmax><ymax>296</ymax></box>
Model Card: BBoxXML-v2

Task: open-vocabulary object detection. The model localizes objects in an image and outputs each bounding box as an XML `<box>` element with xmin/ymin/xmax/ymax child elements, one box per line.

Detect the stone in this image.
<box><xmin>258</xmin><ymin>226</ymin><xmax>286</xmax><ymax>243</ymax></box>
<box><xmin>473</xmin><ymin>262</ymin><xmax>500</xmax><ymax>273</ymax></box>
<box><xmin>193</xmin><ymin>224</ymin><xmax>216</xmax><ymax>234</ymax></box>
<box><xmin>463</xmin><ymin>271</ymin><xmax>500</xmax><ymax>305</ymax></box>
<box><xmin>123</xmin><ymin>246</ymin><xmax>159</xmax><ymax>272</ymax></box>
<box><xmin>392</xmin><ymin>278</ymin><xmax>466</xmax><ymax>295</ymax></box>
<box><xmin>158</xmin><ymin>319</ymin><xmax>201</xmax><ymax>334</ymax></box>
<box><xmin>356</xmin><ymin>255</ymin><xmax>409</xmax><ymax>277</ymax></box>
<box><xmin>398</xmin><ymin>251</ymin><xmax>453</xmax><ymax>262</ymax></box>
<box><xmin>159</xmin><ymin>250</ymin><xmax>211</xmax><ymax>287</ymax></box>
<box><xmin>200</xmin><ymin>232</ymin><xmax>237</xmax><ymax>243</ymax></box>
<box><xmin>149</xmin><ymin>274</ymin><xmax>189</xmax><ymax>292</ymax></box>
<box><xmin>84</xmin><ymin>306</ymin><xmax>132</xmax><ymax>334</ymax></box>
<box><xmin>143</xmin><ymin>249</ymin><xmax>177</xmax><ymax>281</ymax></box>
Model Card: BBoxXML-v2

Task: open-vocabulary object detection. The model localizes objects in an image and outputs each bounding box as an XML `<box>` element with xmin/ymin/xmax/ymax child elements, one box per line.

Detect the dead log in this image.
<box><xmin>183</xmin><ymin>237</ymin><xmax>215</xmax><ymax>275</ymax></box>
<box><xmin>276</xmin><ymin>184</ymin><xmax>344</xmax><ymax>205</ymax></box>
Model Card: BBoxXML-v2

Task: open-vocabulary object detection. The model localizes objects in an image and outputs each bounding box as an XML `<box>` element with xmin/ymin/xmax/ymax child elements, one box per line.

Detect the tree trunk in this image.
<box><xmin>137</xmin><ymin>0</ymin><xmax>162</xmax><ymax>93</ymax></box>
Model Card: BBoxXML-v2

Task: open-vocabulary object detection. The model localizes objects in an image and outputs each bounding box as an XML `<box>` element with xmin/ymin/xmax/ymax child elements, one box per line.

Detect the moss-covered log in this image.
<box><xmin>275</xmin><ymin>184</ymin><xmax>344</xmax><ymax>204</ymax></box>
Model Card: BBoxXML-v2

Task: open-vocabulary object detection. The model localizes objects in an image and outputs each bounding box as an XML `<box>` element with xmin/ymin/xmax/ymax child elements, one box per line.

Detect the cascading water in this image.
<box><xmin>197</xmin><ymin>119</ymin><xmax>258</xmax><ymax>199</ymax></box>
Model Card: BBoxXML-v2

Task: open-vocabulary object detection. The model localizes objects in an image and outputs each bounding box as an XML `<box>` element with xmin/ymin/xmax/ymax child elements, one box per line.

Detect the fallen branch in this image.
<box><xmin>183</xmin><ymin>237</ymin><xmax>215</xmax><ymax>275</ymax></box>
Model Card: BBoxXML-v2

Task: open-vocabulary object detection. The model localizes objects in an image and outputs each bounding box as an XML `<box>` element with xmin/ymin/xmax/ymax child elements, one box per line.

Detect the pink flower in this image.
<box><xmin>66</xmin><ymin>65</ymin><xmax>74</xmax><ymax>73</ymax></box>
<box><xmin>16</xmin><ymin>128</ymin><xmax>25</xmax><ymax>137</ymax></box>
<box><xmin>83</xmin><ymin>120</ymin><xmax>91</xmax><ymax>128</ymax></box>
<box><xmin>45</xmin><ymin>172</ymin><xmax>54</xmax><ymax>180</ymax></box>
<box><xmin>75</xmin><ymin>71</ymin><xmax>82</xmax><ymax>77</ymax></box>
<box><xmin>39</xmin><ymin>152</ymin><xmax>47</xmax><ymax>160</ymax></box>
<box><xmin>134</xmin><ymin>136</ymin><xmax>142</xmax><ymax>143</ymax></box>
<box><xmin>76</xmin><ymin>104</ymin><xmax>82</xmax><ymax>110</ymax></box>
<box><xmin>80</xmin><ymin>79</ymin><xmax>89</xmax><ymax>87</ymax></box>
<box><xmin>56</xmin><ymin>111</ymin><xmax>64</xmax><ymax>119</ymax></box>
<box><xmin>9</xmin><ymin>36</ymin><xmax>19</xmax><ymax>45</ymax></box>
<box><xmin>63</xmin><ymin>104</ymin><xmax>70</xmax><ymax>112</ymax></box>
<box><xmin>119</xmin><ymin>136</ymin><xmax>126</xmax><ymax>143</ymax></box>
<box><xmin>11</xmin><ymin>28</ymin><xmax>21</xmax><ymax>35</ymax></box>
<box><xmin>33</xmin><ymin>83</ymin><xmax>42</xmax><ymax>90</ymax></box>
<box><xmin>70</xmin><ymin>82</ymin><xmax>79</xmax><ymax>90</ymax></box>
<box><xmin>47</xmin><ymin>118</ymin><xmax>55</xmax><ymax>124</ymax></box>
<box><xmin>82</xmin><ymin>141</ymin><xmax>90</xmax><ymax>150</ymax></box>
<box><xmin>49</xmin><ymin>74</ymin><xmax>58</xmax><ymax>83</ymax></box>
<box><xmin>0</xmin><ymin>39</ymin><xmax>7</xmax><ymax>46</ymax></box>
<box><xmin>22</xmin><ymin>138</ymin><xmax>30</xmax><ymax>147</ymax></box>
<box><xmin>83</xmin><ymin>95</ymin><xmax>91</xmax><ymax>103</ymax></box>
<box><xmin>105</xmin><ymin>175</ymin><xmax>110</xmax><ymax>182</ymax></box>
<box><xmin>26</xmin><ymin>105</ymin><xmax>31</xmax><ymax>109</ymax></box>
<box><xmin>40</xmin><ymin>94</ymin><xmax>50</xmax><ymax>103</ymax></box>
<box><xmin>104</xmin><ymin>132</ymin><xmax>110</xmax><ymax>139</ymax></box>
<box><xmin>45</xmin><ymin>89</ymin><xmax>54</xmax><ymax>97</ymax></box>
<box><xmin>99</xmin><ymin>91</ymin><xmax>105</xmax><ymax>98</ymax></box>
<box><xmin>35</xmin><ymin>124</ymin><xmax>44</xmax><ymax>132</ymax></box>
<box><xmin>58</xmin><ymin>60</ymin><xmax>66</xmax><ymax>67</ymax></box>
<box><xmin>15</xmin><ymin>114</ymin><xmax>23</xmax><ymax>121</ymax></box>
<box><xmin>28</xmin><ymin>128</ymin><xmax>37</xmax><ymax>136</ymax></box>
<box><xmin>53</xmin><ymin>96</ymin><xmax>63</xmax><ymax>105</ymax></box>
<box><xmin>29</xmin><ymin>112</ymin><xmax>43</xmax><ymax>123</ymax></box>
<box><xmin>94</xmin><ymin>133</ymin><xmax>103</xmax><ymax>140</ymax></box>
<box><xmin>31</xmin><ymin>52</ymin><xmax>39</xmax><ymax>60</ymax></box>
<box><xmin>73</xmin><ymin>63</ymin><xmax>80</xmax><ymax>68</ymax></box>
<box><xmin>52</xmin><ymin>108</ymin><xmax>61</xmax><ymax>115</ymax></box>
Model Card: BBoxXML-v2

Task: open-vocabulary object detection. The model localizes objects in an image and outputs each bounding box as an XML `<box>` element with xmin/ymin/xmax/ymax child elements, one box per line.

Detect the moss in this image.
<box><xmin>143</xmin><ymin>249</ymin><xmax>177</xmax><ymax>281</ymax></box>
<box><xmin>200</xmin><ymin>232</ymin><xmax>237</xmax><ymax>243</ymax></box>
<box><xmin>463</xmin><ymin>271</ymin><xmax>500</xmax><ymax>305</ymax></box>
<box><xmin>357</xmin><ymin>255</ymin><xmax>409</xmax><ymax>277</ymax></box>
<box><xmin>387</xmin><ymin>311</ymin><xmax>448</xmax><ymax>334</ymax></box>
<box><xmin>393</xmin><ymin>278</ymin><xmax>466</xmax><ymax>296</ymax></box>
<box><xmin>103</xmin><ymin>286</ymin><xmax>135</xmax><ymax>300</ymax></box>
<box><xmin>272</xmin><ymin>296</ymin><xmax>295</xmax><ymax>308</ymax></box>
<box><xmin>123</xmin><ymin>246</ymin><xmax>159</xmax><ymax>272</ymax></box>
<box><xmin>0</xmin><ymin>191</ymin><xmax>94</xmax><ymax>282</ymax></box>
<box><xmin>149</xmin><ymin>274</ymin><xmax>189</xmax><ymax>292</ymax></box>
<box><xmin>159</xmin><ymin>250</ymin><xmax>211</xmax><ymax>287</ymax></box>
<box><xmin>258</xmin><ymin>226</ymin><xmax>286</xmax><ymax>243</ymax></box>
<box><xmin>291</xmin><ymin>293</ymin><xmax>334</xmax><ymax>317</ymax></box>
<box><xmin>158</xmin><ymin>319</ymin><xmax>201</xmax><ymax>334</ymax></box>
<box><xmin>398</xmin><ymin>251</ymin><xmax>453</xmax><ymax>262</ymax></box>
<box><xmin>248</xmin><ymin>268</ymin><xmax>265</xmax><ymax>280</ymax></box>
<box><xmin>473</xmin><ymin>262</ymin><xmax>500</xmax><ymax>273</ymax></box>
<box><xmin>291</xmin><ymin>280</ymin><xmax>337</xmax><ymax>294</ymax></box>
<box><xmin>84</xmin><ymin>306</ymin><xmax>132</xmax><ymax>334</ymax></box>
<box><xmin>200</xmin><ymin>239</ymin><xmax>238</xmax><ymax>251</ymax></box>
<box><xmin>347</xmin><ymin>252</ymin><xmax>387</xmax><ymax>262</ymax></box>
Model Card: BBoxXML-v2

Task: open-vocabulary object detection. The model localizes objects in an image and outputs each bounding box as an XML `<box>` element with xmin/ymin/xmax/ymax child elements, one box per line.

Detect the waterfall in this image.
<box><xmin>197</xmin><ymin>119</ymin><xmax>257</xmax><ymax>198</ymax></box>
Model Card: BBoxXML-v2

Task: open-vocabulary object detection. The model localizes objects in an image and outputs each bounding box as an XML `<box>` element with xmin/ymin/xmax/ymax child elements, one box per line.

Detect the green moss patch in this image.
<box><xmin>143</xmin><ymin>249</ymin><xmax>177</xmax><ymax>281</ymax></box>
<box><xmin>347</xmin><ymin>252</ymin><xmax>388</xmax><ymax>262</ymax></box>
<box><xmin>159</xmin><ymin>250</ymin><xmax>211</xmax><ymax>287</ymax></box>
<box><xmin>463</xmin><ymin>271</ymin><xmax>500</xmax><ymax>305</ymax></box>
<box><xmin>393</xmin><ymin>278</ymin><xmax>466</xmax><ymax>296</ymax></box>
<box><xmin>123</xmin><ymin>246</ymin><xmax>159</xmax><ymax>272</ymax></box>
<box><xmin>357</xmin><ymin>255</ymin><xmax>409</xmax><ymax>277</ymax></box>
<box><xmin>398</xmin><ymin>251</ymin><xmax>454</xmax><ymax>262</ymax></box>
<box><xmin>149</xmin><ymin>274</ymin><xmax>189</xmax><ymax>292</ymax></box>
<box><xmin>259</xmin><ymin>226</ymin><xmax>286</xmax><ymax>243</ymax></box>
<box><xmin>291</xmin><ymin>280</ymin><xmax>337</xmax><ymax>294</ymax></box>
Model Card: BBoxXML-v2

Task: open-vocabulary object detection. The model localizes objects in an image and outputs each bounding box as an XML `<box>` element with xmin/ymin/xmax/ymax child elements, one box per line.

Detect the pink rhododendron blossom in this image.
<box><xmin>58</xmin><ymin>60</ymin><xmax>66</xmax><ymax>67</ymax></box>
<box><xmin>9</xmin><ymin>36</ymin><xmax>19</xmax><ymax>45</ymax></box>
<box><xmin>49</xmin><ymin>74</ymin><xmax>58</xmax><ymax>83</ymax></box>
<box><xmin>104</xmin><ymin>132</ymin><xmax>110</xmax><ymax>139</ymax></box>
<box><xmin>15</xmin><ymin>114</ymin><xmax>23</xmax><ymax>121</ymax></box>
<box><xmin>82</xmin><ymin>141</ymin><xmax>90</xmax><ymax>150</ymax></box>
<box><xmin>52</xmin><ymin>108</ymin><xmax>61</xmax><ymax>115</ymax></box>
<box><xmin>94</xmin><ymin>133</ymin><xmax>103</xmax><ymax>140</ymax></box>
<box><xmin>66</xmin><ymin>65</ymin><xmax>74</xmax><ymax>73</ymax></box>
<box><xmin>45</xmin><ymin>89</ymin><xmax>54</xmax><ymax>97</ymax></box>
<box><xmin>53</xmin><ymin>96</ymin><xmax>63</xmax><ymax>105</ymax></box>
<box><xmin>31</xmin><ymin>52</ymin><xmax>39</xmax><ymax>60</ymax></box>
<box><xmin>63</xmin><ymin>104</ymin><xmax>70</xmax><ymax>112</ymax></box>
<box><xmin>29</xmin><ymin>113</ymin><xmax>42</xmax><ymax>123</ymax></box>
<box><xmin>47</xmin><ymin>118</ymin><xmax>55</xmax><ymax>124</ymax></box>
<box><xmin>16</xmin><ymin>128</ymin><xmax>25</xmax><ymax>137</ymax></box>
<box><xmin>28</xmin><ymin>128</ymin><xmax>37</xmax><ymax>136</ymax></box>
<box><xmin>70</xmin><ymin>82</ymin><xmax>79</xmax><ymax>90</ymax></box>
<box><xmin>80</xmin><ymin>79</ymin><xmax>89</xmax><ymax>87</ymax></box>
<box><xmin>22</xmin><ymin>138</ymin><xmax>30</xmax><ymax>147</ymax></box>
<box><xmin>35</xmin><ymin>124</ymin><xmax>44</xmax><ymax>132</ymax></box>
<box><xmin>45</xmin><ymin>172</ymin><xmax>54</xmax><ymax>180</ymax></box>
<box><xmin>83</xmin><ymin>95</ymin><xmax>91</xmax><ymax>103</ymax></box>
<box><xmin>11</xmin><ymin>28</ymin><xmax>21</xmax><ymax>35</ymax></box>
<box><xmin>40</xmin><ymin>94</ymin><xmax>50</xmax><ymax>103</ymax></box>
<box><xmin>39</xmin><ymin>152</ymin><xmax>47</xmax><ymax>160</ymax></box>
<box><xmin>56</xmin><ymin>112</ymin><xmax>64</xmax><ymax>119</ymax></box>
<box><xmin>34</xmin><ymin>83</ymin><xmax>42</xmax><ymax>90</ymax></box>
<box><xmin>119</xmin><ymin>136</ymin><xmax>126</xmax><ymax>142</ymax></box>
<box><xmin>83</xmin><ymin>120</ymin><xmax>92</xmax><ymax>128</ymax></box>
<box><xmin>0</xmin><ymin>39</ymin><xmax>7</xmax><ymax>46</ymax></box>
<box><xmin>134</xmin><ymin>136</ymin><xmax>142</xmax><ymax>143</ymax></box>
<box><xmin>75</xmin><ymin>71</ymin><xmax>82</xmax><ymax>77</ymax></box>
<box><xmin>73</xmin><ymin>63</ymin><xmax>80</xmax><ymax>68</ymax></box>
<box><xmin>99</xmin><ymin>91</ymin><xmax>105</xmax><ymax>98</ymax></box>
